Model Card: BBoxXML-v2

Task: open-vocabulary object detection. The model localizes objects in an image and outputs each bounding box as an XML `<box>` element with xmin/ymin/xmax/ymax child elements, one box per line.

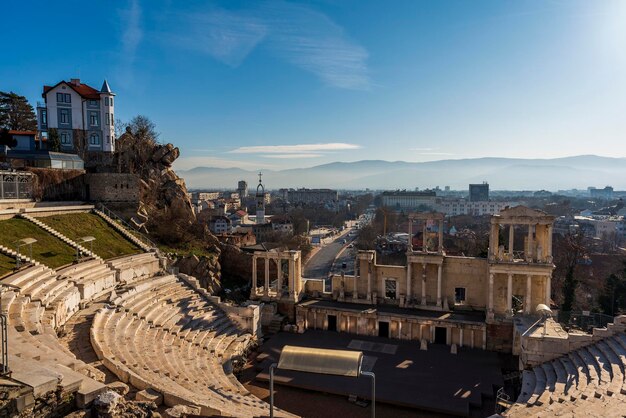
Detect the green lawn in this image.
<box><xmin>0</xmin><ymin>253</ymin><xmax>17</xmax><ymax>278</ymax></box>
<box><xmin>40</xmin><ymin>213</ymin><xmax>142</xmax><ymax>260</ymax></box>
<box><xmin>158</xmin><ymin>241</ymin><xmax>217</xmax><ymax>260</ymax></box>
<box><xmin>0</xmin><ymin>218</ymin><xmax>76</xmax><ymax>269</ymax></box>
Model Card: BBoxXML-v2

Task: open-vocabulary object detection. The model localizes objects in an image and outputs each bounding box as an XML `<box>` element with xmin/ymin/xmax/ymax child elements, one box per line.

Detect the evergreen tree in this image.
<box><xmin>48</xmin><ymin>128</ymin><xmax>61</xmax><ymax>152</ymax></box>
<box><xmin>0</xmin><ymin>91</ymin><xmax>37</xmax><ymax>131</ymax></box>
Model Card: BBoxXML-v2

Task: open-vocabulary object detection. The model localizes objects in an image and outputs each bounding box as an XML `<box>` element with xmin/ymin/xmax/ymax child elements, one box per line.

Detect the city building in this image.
<box><xmin>237</xmin><ymin>180</ymin><xmax>248</xmax><ymax>199</ymax></box>
<box><xmin>37</xmin><ymin>78</ymin><xmax>116</xmax><ymax>153</ymax></box>
<box><xmin>469</xmin><ymin>182</ymin><xmax>489</xmax><ymax>201</ymax></box>
<box><xmin>588</xmin><ymin>186</ymin><xmax>614</xmax><ymax>200</ymax></box>
<box><xmin>209</xmin><ymin>215</ymin><xmax>232</xmax><ymax>234</ymax></box>
<box><xmin>280</xmin><ymin>188</ymin><xmax>338</xmax><ymax>205</ymax></box>
<box><xmin>436</xmin><ymin>198</ymin><xmax>515</xmax><ymax>216</ymax></box>
<box><xmin>381</xmin><ymin>190</ymin><xmax>437</xmax><ymax>210</ymax></box>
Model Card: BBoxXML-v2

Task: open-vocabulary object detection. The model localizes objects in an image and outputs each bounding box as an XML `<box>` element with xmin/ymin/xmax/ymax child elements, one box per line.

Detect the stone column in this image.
<box><xmin>408</xmin><ymin>218</ymin><xmax>413</xmax><ymax>252</ymax></box>
<box><xmin>353</xmin><ymin>267</ymin><xmax>358</xmax><ymax>300</ymax></box>
<box><xmin>488</xmin><ymin>273</ymin><xmax>494</xmax><ymax>313</ymax></box>
<box><xmin>507</xmin><ymin>273</ymin><xmax>513</xmax><ymax>312</ymax></box>
<box><xmin>459</xmin><ymin>328</ymin><xmax>464</xmax><ymax>347</ymax></box>
<box><xmin>438</xmin><ymin>220</ymin><xmax>444</xmax><ymax>253</ymax></box>
<box><xmin>437</xmin><ymin>264</ymin><xmax>443</xmax><ymax>307</ymax></box>
<box><xmin>367</xmin><ymin>261</ymin><xmax>372</xmax><ymax>302</ymax></box>
<box><xmin>406</xmin><ymin>261</ymin><xmax>412</xmax><ymax>301</ymax></box>
<box><xmin>289</xmin><ymin>256</ymin><xmax>295</xmax><ymax>297</ymax></box>
<box><xmin>545</xmin><ymin>274</ymin><xmax>551</xmax><ymax>306</ymax></box>
<box><xmin>423</xmin><ymin>221</ymin><xmax>428</xmax><ymax>251</ymax></box>
<box><xmin>482</xmin><ymin>328</ymin><xmax>487</xmax><ymax>350</ymax></box>
<box><xmin>276</xmin><ymin>259</ymin><xmax>281</xmax><ymax>294</ymax></box>
<box><xmin>252</xmin><ymin>255</ymin><xmax>257</xmax><ymax>292</ymax></box>
<box><xmin>490</xmin><ymin>222</ymin><xmax>499</xmax><ymax>259</ymax></box>
<box><xmin>264</xmin><ymin>255</ymin><xmax>270</xmax><ymax>295</ymax></box>
<box><xmin>421</xmin><ymin>263</ymin><xmax>427</xmax><ymax>305</ymax></box>
<box><xmin>526</xmin><ymin>274</ymin><xmax>532</xmax><ymax>313</ymax></box>
<box><xmin>471</xmin><ymin>330</ymin><xmax>475</xmax><ymax>349</ymax></box>
<box><xmin>547</xmin><ymin>224</ymin><xmax>553</xmax><ymax>261</ymax></box>
<box><xmin>508</xmin><ymin>224</ymin><xmax>514</xmax><ymax>256</ymax></box>
<box><xmin>527</xmin><ymin>224</ymin><xmax>534</xmax><ymax>261</ymax></box>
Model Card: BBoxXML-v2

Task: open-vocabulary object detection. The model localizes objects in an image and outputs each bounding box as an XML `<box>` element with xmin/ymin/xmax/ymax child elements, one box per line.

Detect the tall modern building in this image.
<box><xmin>469</xmin><ymin>182</ymin><xmax>489</xmax><ymax>202</ymax></box>
<box><xmin>237</xmin><ymin>180</ymin><xmax>248</xmax><ymax>199</ymax></box>
<box><xmin>255</xmin><ymin>173</ymin><xmax>266</xmax><ymax>224</ymax></box>
<box><xmin>36</xmin><ymin>78</ymin><xmax>116</xmax><ymax>153</ymax></box>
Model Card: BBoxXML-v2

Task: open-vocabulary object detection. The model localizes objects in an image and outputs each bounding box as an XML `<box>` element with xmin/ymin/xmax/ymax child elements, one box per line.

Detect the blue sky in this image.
<box><xmin>2</xmin><ymin>0</ymin><xmax>625</xmax><ymax>171</ymax></box>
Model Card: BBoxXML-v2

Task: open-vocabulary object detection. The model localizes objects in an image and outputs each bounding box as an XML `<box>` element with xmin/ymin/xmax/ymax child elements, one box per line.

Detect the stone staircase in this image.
<box><xmin>0</xmin><ymin>244</ymin><xmax>39</xmax><ymax>267</ymax></box>
<box><xmin>92</xmin><ymin>208</ymin><xmax>154</xmax><ymax>253</ymax></box>
<box><xmin>268</xmin><ymin>314</ymin><xmax>285</xmax><ymax>334</ymax></box>
<box><xmin>18</xmin><ymin>213</ymin><xmax>102</xmax><ymax>261</ymax></box>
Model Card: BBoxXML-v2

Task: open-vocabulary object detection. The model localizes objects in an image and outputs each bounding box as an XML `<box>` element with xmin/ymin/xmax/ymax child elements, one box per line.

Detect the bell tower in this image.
<box><xmin>255</xmin><ymin>172</ymin><xmax>266</xmax><ymax>224</ymax></box>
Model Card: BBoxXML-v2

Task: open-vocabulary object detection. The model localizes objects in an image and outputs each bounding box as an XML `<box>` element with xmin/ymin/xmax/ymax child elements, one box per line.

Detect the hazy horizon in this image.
<box><xmin>177</xmin><ymin>154</ymin><xmax>626</xmax><ymax>191</ymax></box>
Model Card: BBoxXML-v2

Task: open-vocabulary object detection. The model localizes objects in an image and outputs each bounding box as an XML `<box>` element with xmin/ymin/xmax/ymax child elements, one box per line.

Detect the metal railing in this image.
<box><xmin>0</xmin><ymin>171</ymin><xmax>34</xmax><ymax>200</ymax></box>
<box><xmin>557</xmin><ymin>310</ymin><xmax>614</xmax><ymax>332</ymax></box>
<box><xmin>95</xmin><ymin>202</ymin><xmax>159</xmax><ymax>250</ymax></box>
<box><xmin>0</xmin><ymin>312</ymin><xmax>8</xmax><ymax>376</ymax></box>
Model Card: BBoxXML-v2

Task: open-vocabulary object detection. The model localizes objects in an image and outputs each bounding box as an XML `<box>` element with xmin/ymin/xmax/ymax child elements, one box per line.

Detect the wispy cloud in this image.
<box><xmin>164</xmin><ymin>10</ymin><xmax>267</xmax><ymax>67</ymax></box>
<box><xmin>160</xmin><ymin>1</ymin><xmax>370</xmax><ymax>89</ymax></box>
<box><xmin>261</xmin><ymin>1</ymin><xmax>370</xmax><ymax>89</ymax></box>
<box><xmin>264</xmin><ymin>153</ymin><xmax>323</xmax><ymax>159</ymax></box>
<box><xmin>117</xmin><ymin>0</ymin><xmax>143</xmax><ymax>86</ymax></box>
<box><xmin>229</xmin><ymin>142</ymin><xmax>360</xmax><ymax>154</ymax></box>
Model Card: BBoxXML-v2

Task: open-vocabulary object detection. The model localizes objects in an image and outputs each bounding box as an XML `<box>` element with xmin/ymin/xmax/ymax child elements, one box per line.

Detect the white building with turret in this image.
<box><xmin>37</xmin><ymin>78</ymin><xmax>116</xmax><ymax>153</ymax></box>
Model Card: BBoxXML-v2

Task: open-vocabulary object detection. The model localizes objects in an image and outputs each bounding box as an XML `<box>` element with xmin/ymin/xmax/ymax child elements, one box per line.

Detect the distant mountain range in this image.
<box><xmin>176</xmin><ymin>155</ymin><xmax>626</xmax><ymax>191</ymax></box>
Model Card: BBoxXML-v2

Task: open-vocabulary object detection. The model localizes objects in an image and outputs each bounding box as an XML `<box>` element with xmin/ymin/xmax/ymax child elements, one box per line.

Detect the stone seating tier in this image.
<box><xmin>506</xmin><ymin>333</ymin><xmax>626</xmax><ymax>417</ymax></box>
<box><xmin>91</xmin><ymin>277</ymin><xmax>295</xmax><ymax>417</ymax></box>
<box><xmin>0</xmin><ymin>253</ymin><xmax>168</xmax><ymax>413</ymax></box>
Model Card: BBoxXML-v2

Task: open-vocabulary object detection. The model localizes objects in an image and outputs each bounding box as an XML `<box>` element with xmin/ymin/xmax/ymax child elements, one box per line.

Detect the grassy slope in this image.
<box><xmin>0</xmin><ymin>252</ymin><xmax>17</xmax><ymax>278</ymax></box>
<box><xmin>0</xmin><ymin>218</ymin><xmax>76</xmax><ymax>269</ymax></box>
<box><xmin>41</xmin><ymin>213</ymin><xmax>141</xmax><ymax>260</ymax></box>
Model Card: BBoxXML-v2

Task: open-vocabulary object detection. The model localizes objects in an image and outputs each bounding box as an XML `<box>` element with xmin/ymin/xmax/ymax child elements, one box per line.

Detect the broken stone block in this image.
<box><xmin>106</xmin><ymin>381</ymin><xmax>129</xmax><ymax>396</ymax></box>
<box><xmin>135</xmin><ymin>388</ymin><xmax>163</xmax><ymax>406</ymax></box>
<box><xmin>163</xmin><ymin>404</ymin><xmax>201</xmax><ymax>418</ymax></box>
<box><xmin>420</xmin><ymin>339</ymin><xmax>428</xmax><ymax>350</ymax></box>
<box><xmin>450</xmin><ymin>343</ymin><xmax>458</xmax><ymax>354</ymax></box>
<box><xmin>93</xmin><ymin>390</ymin><xmax>121</xmax><ymax>415</ymax></box>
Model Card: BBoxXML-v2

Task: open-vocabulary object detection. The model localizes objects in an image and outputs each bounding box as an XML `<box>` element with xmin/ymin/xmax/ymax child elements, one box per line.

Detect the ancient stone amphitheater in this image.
<box><xmin>503</xmin><ymin>320</ymin><xmax>626</xmax><ymax>418</ymax></box>
<box><xmin>1</xmin><ymin>238</ymin><xmax>292</xmax><ymax>416</ymax></box>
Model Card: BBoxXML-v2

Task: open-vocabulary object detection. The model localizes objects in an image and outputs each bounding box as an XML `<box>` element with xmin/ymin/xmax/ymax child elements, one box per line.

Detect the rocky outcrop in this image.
<box><xmin>219</xmin><ymin>243</ymin><xmax>253</xmax><ymax>283</ymax></box>
<box><xmin>173</xmin><ymin>254</ymin><xmax>221</xmax><ymax>294</ymax></box>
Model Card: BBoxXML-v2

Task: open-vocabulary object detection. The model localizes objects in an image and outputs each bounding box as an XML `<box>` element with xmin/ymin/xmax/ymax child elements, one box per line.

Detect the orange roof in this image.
<box><xmin>8</xmin><ymin>130</ymin><xmax>37</xmax><ymax>136</ymax></box>
<box><xmin>43</xmin><ymin>80</ymin><xmax>101</xmax><ymax>99</ymax></box>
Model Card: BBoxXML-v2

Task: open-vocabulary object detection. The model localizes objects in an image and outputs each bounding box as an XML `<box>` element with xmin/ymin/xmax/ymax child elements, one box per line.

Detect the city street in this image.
<box><xmin>303</xmin><ymin>228</ymin><xmax>358</xmax><ymax>280</ymax></box>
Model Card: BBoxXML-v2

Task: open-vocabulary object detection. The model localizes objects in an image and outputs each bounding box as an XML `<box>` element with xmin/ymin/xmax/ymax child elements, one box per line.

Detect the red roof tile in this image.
<box><xmin>8</xmin><ymin>130</ymin><xmax>37</xmax><ymax>136</ymax></box>
<box><xmin>43</xmin><ymin>81</ymin><xmax>101</xmax><ymax>99</ymax></box>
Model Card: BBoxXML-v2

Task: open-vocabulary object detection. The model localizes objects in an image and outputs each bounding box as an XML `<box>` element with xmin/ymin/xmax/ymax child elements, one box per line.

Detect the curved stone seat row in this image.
<box><xmin>91</xmin><ymin>276</ymin><xmax>295</xmax><ymax>417</ymax></box>
<box><xmin>106</xmin><ymin>252</ymin><xmax>161</xmax><ymax>284</ymax></box>
<box><xmin>506</xmin><ymin>333</ymin><xmax>626</xmax><ymax>417</ymax></box>
<box><xmin>1</xmin><ymin>264</ymin><xmax>108</xmax><ymax>408</ymax></box>
<box><xmin>0</xmin><ymin>252</ymin><xmax>162</xmax><ymax>412</ymax></box>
